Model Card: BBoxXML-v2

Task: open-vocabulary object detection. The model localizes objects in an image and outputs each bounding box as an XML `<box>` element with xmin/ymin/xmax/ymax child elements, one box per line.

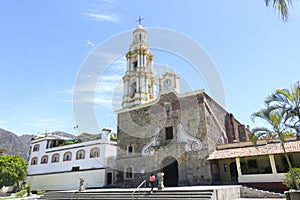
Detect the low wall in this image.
<box><xmin>26</xmin><ymin>169</ymin><xmax>105</xmax><ymax>191</ymax></box>
<box><xmin>241</xmin><ymin>186</ymin><xmax>285</xmax><ymax>198</ymax></box>
<box><xmin>212</xmin><ymin>186</ymin><xmax>241</xmax><ymax>200</ymax></box>
<box><xmin>242</xmin><ymin>182</ymin><xmax>288</xmax><ymax>193</ymax></box>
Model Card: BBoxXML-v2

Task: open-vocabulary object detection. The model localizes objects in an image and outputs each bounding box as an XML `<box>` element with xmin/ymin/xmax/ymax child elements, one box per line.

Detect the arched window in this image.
<box><xmin>90</xmin><ymin>147</ymin><xmax>100</xmax><ymax>158</ymax></box>
<box><xmin>31</xmin><ymin>157</ymin><xmax>38</xmax><ymax>165</ymax></box>
<box><xmin>76</xmin><ymin>149</ymin><xmax>85</xmax><ymax>160</ymax></box>
<box><xmin>41</xmin><ymin>155</ymin><xmax>48</xmax><ymax>164</ymax></box>
<box><xmin>63</xmin><ymin>151</ymin><xmax>72</xmax><ymax>161</ymax></box>
<box><xmin>128</xmin><ymin>145</ymin><xmax>134</xmax><ymax>154</ymax></box>
<box><xmin>33</xmin><ymin>144</ymin><xmax>40</xmax><ymax>152</ymax></box>
<box><xmin>51</xmin><ymin>153</ymin><xmax>60</xmax><ymax>163</ymax></box>
<box><xmin>133</xmin><ymin>61</ymin><xmax>137</xmax><ymax>71</ymax></box>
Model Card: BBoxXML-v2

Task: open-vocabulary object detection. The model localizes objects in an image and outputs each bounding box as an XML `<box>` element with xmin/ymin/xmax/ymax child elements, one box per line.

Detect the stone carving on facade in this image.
<box><xmin>177</xmin><ymin>123</ymin><xmax>202</xmax><ymax>152</ymax></box>
<box><xmin>141</xmin><ymin>127</ymin><xmax>161</xmax><ymax>156</ymax></box>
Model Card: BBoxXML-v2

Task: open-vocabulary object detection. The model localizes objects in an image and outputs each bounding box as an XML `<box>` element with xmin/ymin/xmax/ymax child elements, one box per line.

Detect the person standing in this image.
<box><xmin>149</xmin><ymin>173</ymin><xmax>155</xmax><ymax>193</ymax></box>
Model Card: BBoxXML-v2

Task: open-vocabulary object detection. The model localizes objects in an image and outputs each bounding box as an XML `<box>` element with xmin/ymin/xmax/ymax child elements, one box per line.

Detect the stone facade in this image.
<box><xmin>114</xmin><ymin>24</ymin><xmax>249</xmax><ymax>188</ymax></box>
<box><xmin>115</xmin><ymin>90</ymin><xmax>249</xmax><ymax>187</ymax></box>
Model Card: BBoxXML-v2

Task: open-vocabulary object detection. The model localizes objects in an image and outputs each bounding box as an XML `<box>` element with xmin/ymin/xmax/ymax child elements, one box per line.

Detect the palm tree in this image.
<box><xmin>252</xmin><ymin>105</ymin><xmax>300</xmax><ymax>190</ymax></box>
<box><xmin>265</xmin><ymin>0</ymin><xmax>295</xmax><ymax>21</ymax></box>
<box><xmin>265</xmin><ymin>81</ymin><xmax>300</xmax><ymax>137</ymax></box>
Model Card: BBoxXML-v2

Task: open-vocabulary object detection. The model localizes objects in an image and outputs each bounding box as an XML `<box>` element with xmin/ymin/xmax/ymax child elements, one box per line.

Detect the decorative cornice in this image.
<box><xmin>118</xmin><ymin>89</ymin><xmax>205</xmax><ymax>113</ymax></box>
<box><xmin>141</xmin><ymin>127</ymin><xmax>161</xmax><ymax>156</ymax></box>
<box><xmin>177</xmin><ymin>123</ymin><xmax>202</xmax><ymax>152</ymax></box>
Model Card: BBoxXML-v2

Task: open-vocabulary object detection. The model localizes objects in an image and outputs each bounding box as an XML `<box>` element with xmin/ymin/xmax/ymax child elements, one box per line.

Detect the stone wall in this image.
<box><xmin>115</xmin><ymin>91</ymin><xmax>248</xmax><ymax>187</ymax></box>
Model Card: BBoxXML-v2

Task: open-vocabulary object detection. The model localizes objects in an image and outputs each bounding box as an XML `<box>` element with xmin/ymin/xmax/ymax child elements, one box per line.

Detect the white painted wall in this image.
<box><xmin>238</xmin><ymin>173</ymin><xmax>285</xmax><ymax>183</ymax></box>
<box><xmin>27</xmin><ymin>169</ymin><xmax>105</xmax><ymax>190</ymax></box>
<box><xmin>28</xmin><ymin>138</ymin><xmax>117</xmax><ymax>175</ymax></box>
<box><xmin>27</xmin><ymin>133</ymin><xmax>117</xmax><ymax>190</ymax></box>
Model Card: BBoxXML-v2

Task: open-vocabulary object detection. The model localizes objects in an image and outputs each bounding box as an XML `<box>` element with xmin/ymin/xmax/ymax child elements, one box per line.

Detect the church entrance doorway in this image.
<box><xmin>162</xmin><ymin>156</ymin><xmax>178</xmax><ymax>187</ymax></box>
<box><xmin>106</xmin><ymin>172</ymin><xmax>113</xmax><ymax>185</ymax></box>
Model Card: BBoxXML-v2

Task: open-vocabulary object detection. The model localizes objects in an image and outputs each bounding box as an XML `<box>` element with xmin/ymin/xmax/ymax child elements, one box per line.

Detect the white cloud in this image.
<box><xmin>54</xmin><ymin>88</ymin><xmax>73</xmax><ymax>103</ymax></box>
<box><xmin>57</xmin><ymin>57</ymin><xmax>125</xmax><ymax>106</ymax></box>
<box><xmin>23</xmin><ymin>117</ymin><xmax>71</xmax><ymax>133</ymax></box>
<box><xmin>0</xmin><ymin>120</ymin><xmax>7</xmax><ymax>124</ymax></box>
<box><xmin>83</xmin><ymin>12</ymin><xmax>119</xmax><ymax>23</ymax></box>
<box><xmin>57</xmin><ymin>99</ymin><xmax>73</xmax><ymax>103</ymax></box>
<box><xmin>94</xmin><ymin>97</ymin><xmax>113</xmax><ymax>104</ymax></box>
<box><xmin>100</xmin><ymin>74</ymin><xmax>123</xmax><ymax>82</ymax></box>
<box><xmin>82</xmin><ymin>0</ymin><xmax>120</xmax><ymax>23</ymax></box>
<box><xmin>85</xmin><ymin>40</ymin><xmax>95</xmax><ymax>47</ymax></box>
<box><xmin>55</xmin><ymin>88</ymin><xmax>73</xmax><ymax>95</ymax></box>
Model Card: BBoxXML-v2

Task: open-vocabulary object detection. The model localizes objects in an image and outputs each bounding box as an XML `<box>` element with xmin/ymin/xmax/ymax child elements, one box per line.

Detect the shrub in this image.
<box><xmin>283</xmin><ymin>167</ymin><xmax>300</xmax><ymax>189</ymax></box>
<box><xmin>15</xmin><ymin>189</ymin><xmax>26</xmax><ymax>198</ymax></box>
<box><xmin>26</xmin><ymin>185</ymin><xmax>31</xmax><ymax>196</ymax></box>
<box><xmin>37</xmin><ymin>189</ymin><xmax>46</xmax><ymax>195</ymax></box>
<box><xmin>110</xmin><ymin>135</ymin><xmax>117</xmax><ymax>141</ymax></box>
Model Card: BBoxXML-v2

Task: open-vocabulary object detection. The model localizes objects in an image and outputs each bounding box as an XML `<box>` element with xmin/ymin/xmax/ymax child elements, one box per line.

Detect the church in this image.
<box><xmin>114</xmin><ymin>23</ymin><xmax>250</xmax><ymax>187</ymax></box>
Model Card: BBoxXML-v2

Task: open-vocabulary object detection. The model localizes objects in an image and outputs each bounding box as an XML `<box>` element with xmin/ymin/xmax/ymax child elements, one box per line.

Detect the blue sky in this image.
<box><xmin>0</xmin><ymin>0</ymin><xmax>300</xmax><ymax>135</ymax></box>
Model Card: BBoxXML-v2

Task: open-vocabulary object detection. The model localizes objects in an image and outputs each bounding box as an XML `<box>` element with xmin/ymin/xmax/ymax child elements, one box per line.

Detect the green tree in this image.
<box><xmin>251</xmin><ymin>88</ymin><xmax>300</xmax><ymax>190</ymax></box>
<box><xmin>265</xmin><ymin>0</ymin><xmax>295</xmax><ymax>21</ymax></box>
<box><xmin>0</xmin><ymin>155</ymin><xmax>28</xmax><ymax>189</ymax></box>
<box><xmin>283</xmin><ymin>167</ymin><xmax>300</xmax><ymax>189</ymax></box>
<box><xmin>265</xmin><ymin>81</ymin><xmax>300</xmax><ymax>136</ymax></box>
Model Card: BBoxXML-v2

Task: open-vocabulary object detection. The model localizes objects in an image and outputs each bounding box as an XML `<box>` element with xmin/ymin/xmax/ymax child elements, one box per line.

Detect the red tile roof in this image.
<box><xmin>208</xmin><ymin>139</ymin><xmax>300</xmax><ymax>160</ymax></box>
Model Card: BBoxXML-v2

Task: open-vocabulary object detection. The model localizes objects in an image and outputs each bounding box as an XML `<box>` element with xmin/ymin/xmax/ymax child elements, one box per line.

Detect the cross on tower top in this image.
<box><xmin>136</xmin><ymin>16</ymin><xmax>144</xmax><ymax>25</ymax></box>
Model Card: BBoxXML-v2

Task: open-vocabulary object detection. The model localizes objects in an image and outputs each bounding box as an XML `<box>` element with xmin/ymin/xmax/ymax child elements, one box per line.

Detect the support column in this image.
<box><xmin>137</xmin><ymin>54</ymin><xmax>140</xmax><ymax>67</ymax></box>
<box><xmin>235</xmin><ymin>157</ymin><xmax>242</xmax><ymax>178</ymax></box>
<box><xmin>136</xmin><ymin>76</ymin><xmax>140</xmax><ymax>93</ymax></box>
<box><xmin>145</xmin><ymin>78</ymin><xmax>149</xmax><ymax>93</ymax></box>
<box><xmin>127</xmin><ymin>58</ymin><xmax>130</xmax><ymax>71</ymax></box>
<box><xmin>152</xmin><ymin>78</ymin><xmax>156</xmax><ymax>99</ymax></box>
<box><xmin>123</xmin><ymin>79</ymin><xmax>127</xmax><ymax>98</ymax></box>
<box><xmin>140</xmin><ymin>77</ymin><xmax>145</xmax><ymax>93</ymax></box>
<box><xmin>139</xmin><ymin>53</ymin><xmax>142</xmax><ymax>67</ymax></box>
<box><xmin>268</xmin><ymin>154</ymin><xmax>277</xmax><ymax>174</ymax></box>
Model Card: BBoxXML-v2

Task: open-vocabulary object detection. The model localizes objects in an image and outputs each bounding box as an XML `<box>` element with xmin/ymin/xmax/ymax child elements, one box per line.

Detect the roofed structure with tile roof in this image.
<box><xmin>208</xmin><ymin>137</ymin><xmax>300</xmax><ymax>160</ymax></box>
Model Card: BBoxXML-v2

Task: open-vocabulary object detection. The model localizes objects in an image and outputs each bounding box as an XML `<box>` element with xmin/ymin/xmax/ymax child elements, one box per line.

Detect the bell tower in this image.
<box><xmin>122</xmin><ymin>21</ymin><xmax>156</xmax><ymax>108</ymax></box>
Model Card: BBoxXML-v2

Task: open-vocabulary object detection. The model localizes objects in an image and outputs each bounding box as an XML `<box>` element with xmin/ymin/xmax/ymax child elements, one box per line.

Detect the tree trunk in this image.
<box><xmin>280</xmin><ymin>140</ymin><xmax>300</xmax><ymax>190</ymax></box>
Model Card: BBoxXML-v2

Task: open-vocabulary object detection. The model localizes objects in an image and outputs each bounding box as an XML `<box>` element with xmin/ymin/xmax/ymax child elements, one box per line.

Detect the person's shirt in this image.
<box><xmin>149</xmin><ymin>175</ymin><xmax>155</xmax><ymax>182</ymax></box>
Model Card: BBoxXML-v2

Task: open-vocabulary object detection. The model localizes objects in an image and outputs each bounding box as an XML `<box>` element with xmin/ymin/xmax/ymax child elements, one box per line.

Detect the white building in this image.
<box><xmin>26</xmin><ymin>129</ymin><xmax>117</xmax><ymax>191</ymax></box>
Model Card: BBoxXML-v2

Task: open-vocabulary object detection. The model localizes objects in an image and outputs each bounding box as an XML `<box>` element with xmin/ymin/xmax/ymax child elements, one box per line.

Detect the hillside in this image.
<box><xmin>0</xmin><ymin>128</ymin><xmax>33</xmax><ymax>159</ymax></box>
<box><xmin>0</xmin><ymin>128</ymin><xmax>74</xmax><ymax>160</ymax></box>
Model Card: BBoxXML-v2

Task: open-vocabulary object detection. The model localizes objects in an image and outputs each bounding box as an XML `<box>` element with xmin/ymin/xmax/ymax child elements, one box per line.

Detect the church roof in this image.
<box><xmin>208</xmin><ymin>137</ymin><xmax>300</xmax><ymax>160</ymax></box>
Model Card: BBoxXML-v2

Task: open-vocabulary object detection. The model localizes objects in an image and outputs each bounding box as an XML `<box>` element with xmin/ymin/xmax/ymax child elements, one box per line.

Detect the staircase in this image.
<box><xmin>39</xmin><ymin>189</ymin><xmax>214</xmax><ymax>200</ymax></box>
<box><xmin>39</xmin><ymin>185</ymin><xmax>285</xmax><ymax>200</ymax></box>
<box><xmin>240</xmin><ymin>186</ymin><xmax>285</xmax><ymax>199</ymax></box>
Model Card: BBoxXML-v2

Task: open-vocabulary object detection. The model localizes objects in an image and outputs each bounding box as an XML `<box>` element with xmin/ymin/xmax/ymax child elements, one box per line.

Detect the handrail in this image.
<box><xmin>131</xmin><ymin>180</ymin><xmax>146</xmax><ymax>200</ymax></box>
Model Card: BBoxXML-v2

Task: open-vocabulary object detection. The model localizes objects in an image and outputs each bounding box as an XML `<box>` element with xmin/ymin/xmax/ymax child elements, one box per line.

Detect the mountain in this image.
<box><xmin>0</xmin><ymin>128</ymin><xmax>74</xmax><ymax>160</ymax></box>
<box><xmin>51</xmin><ymin>131</ymin><xmax>75</xmax><ymax>138</ymax></box>
<box><xmin>0</xmin><ymin>128</ymin><xmax>33</xmax><ymax>159</ymax></box>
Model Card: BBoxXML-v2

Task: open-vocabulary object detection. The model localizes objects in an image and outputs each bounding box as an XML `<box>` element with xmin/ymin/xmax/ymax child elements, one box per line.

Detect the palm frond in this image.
<box><xmin>276</xmin><ymin>89</ymin><xmax>293</xmax><ymax>102</ymax></box>
<box><xmin>251</xmin><ymin>127</ymin><xmax>272</xmax><ymax>135</ymax></box>
<box><xmin>252</xmin><ymin>107</ymin><xmax>274</xmax><ymax>125</ymax></box>
<box><xmin>292</xmin><ymin>81</ymin><xmax>300</xmax><ymax>106</ymax></box>
<box><xmin>265</xmin><ymin>0</ymin><xmax>294</xmax><ymax>21</ymax></box>
<box><xmin>250</xmin><ymin>127</ymin><xmax>275</xmax><ymax>145</ymax></box>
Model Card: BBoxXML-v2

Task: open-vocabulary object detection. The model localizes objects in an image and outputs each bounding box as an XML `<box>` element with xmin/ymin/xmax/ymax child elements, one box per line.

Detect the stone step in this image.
<box><xmin>240</xmin><ymin>186</ymin><xmax>285</xmax><ymax>198</ymax></box>
<box><xmin>39</xmin><ymin>190</ymin><xmax>214</xmax><ymax>200</ymax></box>
<box><xmin>40</xmin><ymin>198</ymin><xmax>212</xmax><ymax>200</ymax></box>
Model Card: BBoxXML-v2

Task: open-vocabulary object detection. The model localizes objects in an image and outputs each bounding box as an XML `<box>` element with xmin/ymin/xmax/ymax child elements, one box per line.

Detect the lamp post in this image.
<box><xmin>152</xmin><ymin>145</ymin><xmax>164</xmax><ymax>190</ymax></box>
